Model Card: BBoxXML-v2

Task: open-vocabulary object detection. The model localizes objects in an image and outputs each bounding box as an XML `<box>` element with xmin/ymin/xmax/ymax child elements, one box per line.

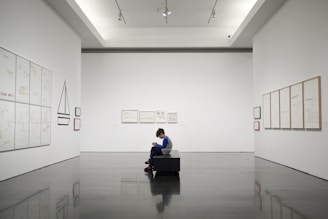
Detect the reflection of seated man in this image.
<box><xmin>147</xmin><ymin>173</ymin><xmax>180</xmax><ymax>213</ymax></box>
<box><xmin>144</xmin><ymin>128</ymin><xmax>173</xmax><ymax>172</ymax></box>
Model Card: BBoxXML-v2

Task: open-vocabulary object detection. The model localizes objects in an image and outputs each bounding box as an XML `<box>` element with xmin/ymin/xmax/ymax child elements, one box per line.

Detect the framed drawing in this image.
<box><xmin>41</xmin><ymin>107</ymin><xmax>51</xmax><ymax>145</ymax></box>
<box><xmin>279</xmin><ymin>87</ymin><xmax>291</xmax><ymax>129</ymax></box>
<box><xmin>75</xmin><ymin>107</ymin><xmax>81</xmax><ymax>117</ymax></box>
<box><xmin>263</xmin><ymin>93</ymin><xmax>271</xmax><ymax>129</ymax></box>
<box><xmin>29</xmin><ymin>105</ymin><xmax>41</xmax><ymax>147</ymax></box>
<box><xmin>30</xmin><ymin>62</ymin><xmax>42</xmax><ymax>106</ymax></box>
<box><xmin>253</xmin><ymin>106</ymin><xmax>261</xmax><ymax>119</ymax></box>
<box><xmin>290</xmin><ymin>83</ymin><xmax>304</xmax><ymax>129</ymax></box>
<box><xmin>74</xmin><ymin>118</ymin><xmax>81</xmax><ymax>131</ymax></box>
<box><xmin>16</xmin><ymin>56</ymin><xmax>30</xmax><ymax>104</ymax></box>
<box><xmin>0</xmin><ymin>47</ymin><xmax>16</xmax><ymax>102</ymax></box>
<box><xmin>121</xmin><ymin>110</ymin><xmax>138</xmax><ymax>123</ymax></box>
<box><xmin>15</xmin><ymin>103</ymin><xmax>30</xmax><ymax>149</ymax></box>
<box><xmin>0</xmin><ymin>100</ymin><xmax>15</xmax><ymax>152</ymax></box>
<box><xmin>167</xmin><ymin>112</ymin><xmax>178</xmax><ymax>123</ymax></box>
<box><xmin>271</xmin><ymin>90</ymin><xmax>280</xmax><ymax>129</ymax></box>
<box><xmin>41</xmin><ymin>67</ymin><xmax>52</xmax><ymax>107</ymax></box>
<box><xmin>139</xmin><ymin>111</ymin><xmax>155</xmax><ymax>123</ymax></box>
<box><xmin>254</xmin><ymin>121</ymin><xmax>260</xmax><ymax>131</ymax></box>
<box><xmin>303</xmin><ymin>76</ymin><xmax>321</xmax><ymax>129</ymax></box>
<box><xmin>156</xmin><ymin>110</ymin><xmax>166</xmax><ymax>123</ymax></box>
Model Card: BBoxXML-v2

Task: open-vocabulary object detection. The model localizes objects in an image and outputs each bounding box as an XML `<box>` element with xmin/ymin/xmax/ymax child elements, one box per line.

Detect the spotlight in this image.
<box><xmin>162</xmin><ymin>8</ymin><xmax>171</xmax><ymax>17</ymax></box>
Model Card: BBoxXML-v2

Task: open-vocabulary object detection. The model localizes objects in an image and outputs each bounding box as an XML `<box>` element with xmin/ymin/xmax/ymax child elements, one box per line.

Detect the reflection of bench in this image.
<box><xmin>153</xmin><ymin>150</ymin><xmax>180</xmax><ymax>173</ymax></box>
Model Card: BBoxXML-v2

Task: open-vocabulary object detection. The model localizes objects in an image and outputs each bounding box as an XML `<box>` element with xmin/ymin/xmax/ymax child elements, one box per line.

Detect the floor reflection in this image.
<box><xmin>0</xmin><ymin>158</ymin><xmax>80</xmax><ymax>219</ymax></box>
<box><xmin>0</xmin><ymin>188</ymin><xmax>50</xmax><ymax>219</ymax></box>
<box><xmin>3</xmin><ymin>153</ymin><xmax>328</xmax><ymax>219</ymax></box>
<box><xmin>148</xmin><ymin>172</ymin><xmax>180</xmax><ymax>213</ymax></box>
<box><xmin>254</xmin><ymin>157</ymin><xmax>328</xmax><ymax>219</ymax></box>
<box><xmin>254</xmin><ymin>181</ymin><xmax>307</xmax><ymax>219</ymax></box>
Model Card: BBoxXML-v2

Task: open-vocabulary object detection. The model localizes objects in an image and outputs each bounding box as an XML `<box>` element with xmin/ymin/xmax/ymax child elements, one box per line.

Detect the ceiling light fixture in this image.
<box><xmin>162</xmin><ymin>0</ymin><xmax>171</xmax><ymax>24</ymax></box>
<box><xmin>162</xmin><ymin>8</ymin><xmax>171</xmax><ymax>17</ymax></box>
<box><xmin>115</xmin><ymin>0</ymin><xmax>126</xmax><ymax>24</ymax></box>
<box><xmin>208</xmin><ymin>0</ymin><xmax>218</xmax><ymax>24</ymax></box>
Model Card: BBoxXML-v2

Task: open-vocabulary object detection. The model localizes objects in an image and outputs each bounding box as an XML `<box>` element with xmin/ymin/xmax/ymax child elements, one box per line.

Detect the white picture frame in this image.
<box><xmin>290</xmin><ymin>83</ymin><xmax>304</xmax><ymax>129</ymax></box>
<box><xmin>167</xmin><ymin>112</ymin><xmax>178</xmax><ymax>123</ymax></box>
<box><xmin>279</xmin><ymin>86</ymin><xmax>291</xmax><ymax>129</ymax></box>
<box><xmin>139</xmin><ymin>111</ymin><xmax>155</xmax><ymax>123</ymax></box>
<box><xmin>121</xmin><ymin>110</ymin><xmax>138</xmax><ymax>123</ymax></box>
<box><xmin>303</xmin><ymin>76</ymin><xmax>321</xmax><ymax>129</ymax></box>
<box><xmin>74</xmin><ymin>118</ymin><xmax>81</xmax><ymax>131</ymax></box>
<box><xmin>263</xmin><ymin>93</ymin><xmax>271</xmax><ymax>129</ymax></box>
<box><xmin>0</xmin><ymin>47</ymin><xmax>16</xmax><ymax>102</ymax></box>
<box><xmin>271</xmin><ymin>90</ymin><xmax>280</xmax><ymax>129</ymax></box>
<box><xmin>253</xmin><ymin>106</ymin><xmax>261</xmax><ymax>119</ymax></box>
<box><xmin>156</xmin><ymin>110</ymin><xmax>166</xmax><ymax>123</ymax></box>
<box><xmin>75</xmin><ymin>107</ymin><xmax>81</xmax><ymax>117</ymax></box>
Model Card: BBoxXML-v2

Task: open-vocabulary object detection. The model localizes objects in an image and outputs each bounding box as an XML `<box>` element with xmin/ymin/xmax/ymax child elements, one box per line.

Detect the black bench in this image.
<box><xmin>153</xmin><ymin>150</ymin><xmax>180</xmax><ymax>173</ymax></box>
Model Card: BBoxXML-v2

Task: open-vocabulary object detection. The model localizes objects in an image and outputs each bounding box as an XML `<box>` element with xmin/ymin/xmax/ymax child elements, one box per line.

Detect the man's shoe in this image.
<box><xmin>144</xmin><ymin>167</ymin><xmax>152</xmax><ymax>172</ymax></box>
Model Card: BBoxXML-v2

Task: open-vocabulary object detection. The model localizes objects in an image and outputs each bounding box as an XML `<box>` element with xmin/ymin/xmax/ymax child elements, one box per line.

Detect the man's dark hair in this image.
<box><xmin>156</xmin><ymin>128</ymin><xmax>165</xmax><ymax>137</ymax></box>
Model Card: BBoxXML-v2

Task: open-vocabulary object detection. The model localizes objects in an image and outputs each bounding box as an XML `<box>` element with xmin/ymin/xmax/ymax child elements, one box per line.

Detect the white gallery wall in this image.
<box><xmin>0</xmin><ymin>0</ymin><xmax>81</xmax><ymax>181</ymax></box>
<box><xmin>81</xmin><ymin>52</ymin><xmax>253</xmax><ymax>152</ymax></box>
<box><xmin>253</xmin><ymin>0</ymin><xmax>328</xmax><ymax>180</ymax></box>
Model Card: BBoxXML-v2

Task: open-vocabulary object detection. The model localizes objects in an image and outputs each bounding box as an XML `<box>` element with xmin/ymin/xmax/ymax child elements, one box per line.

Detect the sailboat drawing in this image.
<box><xmin>57</xmin><ymin>80</ymin><xmax>70</xmax><ymax>125</ymax></box>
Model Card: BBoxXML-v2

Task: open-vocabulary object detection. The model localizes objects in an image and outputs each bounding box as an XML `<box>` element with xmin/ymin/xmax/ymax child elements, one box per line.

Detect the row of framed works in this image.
<box><xmin>0</xmin><ymin>47</ymin><xmax>52</xmax><ymax>153</ymax></box>
<box><xmin>262</xmin><ymin>76</ymin><xmax>321</xmax><ymax>130</ymax></box>
<box><xmin>121</xmin><ymin>110</ymin><xmax>178</xmax><ymax>124</ymax></box>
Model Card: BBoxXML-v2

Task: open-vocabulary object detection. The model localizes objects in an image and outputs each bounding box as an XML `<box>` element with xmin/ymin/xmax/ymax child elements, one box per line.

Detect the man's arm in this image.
<box><xmin>155</xmin><ymin>137</ymin><xmax>168</xmax><ymax>149</ymax></box>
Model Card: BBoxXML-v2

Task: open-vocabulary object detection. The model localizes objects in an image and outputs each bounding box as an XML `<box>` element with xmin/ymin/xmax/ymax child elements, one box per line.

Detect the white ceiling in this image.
<box><xmin>44</xmin><ymin>0</ymin><xmax>286</xmax><ymax>49</ymax></box>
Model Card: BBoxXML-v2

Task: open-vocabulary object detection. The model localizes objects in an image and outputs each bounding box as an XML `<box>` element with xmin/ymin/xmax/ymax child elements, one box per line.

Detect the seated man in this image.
<box><xmin>144</xmin><ymin>128</ymin><xmax>172</xmax><ymax>172</ymax></box>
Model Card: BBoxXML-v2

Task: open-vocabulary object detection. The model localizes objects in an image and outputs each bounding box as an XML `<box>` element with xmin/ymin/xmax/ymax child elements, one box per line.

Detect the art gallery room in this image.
<box><xmin>0</xmin><ymin>0</ymin><xmax>328</xmax><ymax>218</ymax></box>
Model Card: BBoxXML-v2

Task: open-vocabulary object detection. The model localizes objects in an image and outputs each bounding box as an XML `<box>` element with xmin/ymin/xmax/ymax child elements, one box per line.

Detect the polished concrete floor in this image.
<box><xmin>0</xmin><ymin>153</ymin><xmax>328</xmax><ymax>219</ymax></box>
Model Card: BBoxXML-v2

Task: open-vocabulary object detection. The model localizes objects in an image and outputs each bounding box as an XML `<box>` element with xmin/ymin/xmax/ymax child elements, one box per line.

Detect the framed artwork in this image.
<box><xmin>0</xmin><ymin>47</ymin><xmax>16</xmax><ymax>102</ymax></box>
<box><xmin>0</xmin><ymin>100</ymin><xmax>15</xmax><ymax>152</ymax></box>
<box><xmin>30</xmin><ymin>62</ymin><xmax>42</xmax><ymax>106</ymax></box>
<box><xmin>75</xmin><ymin>107</ymin><xmax>81</xmax><ymax>117</ymax></box>
<box><xmin>254</xmin><ymin>121</ymin><xmax>260</xmax><ymax>131</ymax></box>
<box><xmin>74</xmin><ymin>118</ymin><xmax>81</xmax><ymax>131</ymax></box>
<box><xmin>139</xmin><ymin>111</ymin><xmax>155</xmax><ymax>123</ymax></box>
<box><xmin>156</xmin><ymin>110</ymin><xmax>166</xmax><ymax>123</ymax></box>
<box><xmin>290</xmin><ymin>83</ymin><xmax>304</xmax><ymax>129</ymax></box>
<box><xmin>121</xmin><ymin>110</ymin><xmax>138</xmax><ymax>123</ymax></box>
<box><xmin>253</xmin><ymin>106</ymin><xmax>261</xmax><ymax>119</ymax></box>
<box><xmin>270</xmin><ymin>90</ymin><xmax>280</xmax><ymax>129</ymax></box>
<box><xmin>263</xmin><ymin>93</ymin><xmax>271</xmax><ymax>129</ymax></box>
<box><xmin>41</xmin><ymin>67</ymin><xmax>52</xmax><ymax>107</ymax></box>
<box><xmin>279</xmin><ymin>86</ymin><xmax>291</xmax><ymax>129</ymax></box>
<box><xmin>303</xmin><ymin>76</ymin><xmax>321</xmax><ymax>129</ymax></box>
<box><xmin>167</xmin><ymin>112</ymin><xmax>178</xmax><ymax>123</ymax></box>
<box><xmin>16</xmin><ymin>56</ymin><xmax>30</xmax><ymax>104</ymax></box>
